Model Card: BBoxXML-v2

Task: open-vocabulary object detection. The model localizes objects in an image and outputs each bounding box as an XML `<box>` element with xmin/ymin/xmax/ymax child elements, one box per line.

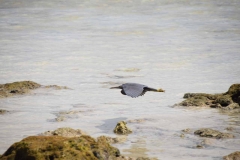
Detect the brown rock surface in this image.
<box><xmin>223</xmin><ymin>151</ymin><xmax>240</xmax><ymax>160</ymax></box>
<box><xmin>114</xmin><ymin>121</ymin><xmax>132</xmax><ymax>135</ymax></box>
<box><xmin>194</xmin><ymin>128</ymin><xmax>234</xmax><ymax>139</ymax></box>
<box><xmin>0</xmin><ymin>135</ymin><xmax>120</xmax><ymax>160</ymax></box>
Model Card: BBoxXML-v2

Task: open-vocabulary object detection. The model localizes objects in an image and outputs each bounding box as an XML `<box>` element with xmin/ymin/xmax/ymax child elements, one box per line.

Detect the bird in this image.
<box><xmin>110</xmin><ymin>83</ymin><xmax>165</xmax><ymax>98</ymax></box>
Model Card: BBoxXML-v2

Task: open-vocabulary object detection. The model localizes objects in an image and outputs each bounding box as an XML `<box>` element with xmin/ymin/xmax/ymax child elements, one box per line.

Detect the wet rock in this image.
<box><xmin>40</xmin><ymin>127</ymin><xmax>86</xmax><ymax>137</ymax></box>
<box><xmin>0</xmin><ymin>109</ymin><xmax>8</xmax><ymax>114</ymax></box>
<box><xmin>223</xmin><ymin>151</ymin><xmax>240</xmax><ymax>160</ymax></box>
<box><xmin>196</xmin><ymin>144</ymin><xmax>204</xmax><ymax>149</ymax></box>
<box><xmin>182</xmin><ymin>128</ymin><xmax>191</xmax><ymax>133</ymax></box>
<box><xmin>225</xmin><ymin>84</ymin><xmax>240</xmax><ymax>104</ymax></box>
<box><xmin>183</xmin><ymin>93</ymin><xmax>217</xmax><ymax>100</ymax></box>
<box><xmin>176</xmin><ymin>84</ymin><xmax>240</xmax><ymax>114</ymax></box>
<box><xmin>53</xmin><ymin>110</ymin><xmax>83</xmax><ymax>122</ymax></box>
<box><xmin>98</xmin><ymin>136</ymin><xmax>127</xmax><ymax>144</ymax></box>
<box><xmin>222</xmin><ymin>103</ymin><xmax>240</xmax><ymax>110</ymax></box>
<box><xmin>114</xmin><ymin>121</ymin><xmax>132</xmax><ymax>135</ymax></box>
<box><xmin>194</xmin><ymin>128</ymin><xmax>234</xmax><ymax>139</ymax></box>
<box><xmin>0</xmin><ymin>81</ymin><xmax>41</xmax><ymax>98</ymax></box>
<box><xmin>178</xmin><ymin>96</ymin><xmax>209</xmax><ymax>107</ymax></box>
<box><xmin>44</xmin><ymin>85</ymin><xmax>70</xmax><ymax>90</ymax></box>
<box><xmin>0</xmin><ymin>135</ymin><xmax>120</xmax><ymax>160</ymax></box>
<box><xmin>214</xmin><ymin>95</ymin><xmax>233</xmax><ymax>107</ymax></box>
<box><xmin>0</xmin><ymin>81</ymin><xmax>69</xmax><ymax>98</ymax></box>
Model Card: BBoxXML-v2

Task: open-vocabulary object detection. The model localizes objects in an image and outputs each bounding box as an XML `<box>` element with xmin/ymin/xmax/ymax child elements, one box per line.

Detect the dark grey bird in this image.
<box><xmin>110</xmin><ymin>83</ymin><xmax>165</xmax><ymax>98</ymax></box>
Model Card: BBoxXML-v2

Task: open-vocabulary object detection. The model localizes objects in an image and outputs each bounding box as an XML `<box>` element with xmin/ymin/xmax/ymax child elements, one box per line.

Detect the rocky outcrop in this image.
<box><xmin>0</xmin><ymin>81</ymin><xmax>69</xmax><ymax>98</ymax></box>
<box><xmin>114</xmin><ymin>121</ymin><xmax>132</xmax><ymax>135</ymax></box>
<box><xmin>223</xmin><ymin>151</ymin><xmax>240</xmax><ymax>160</ymax></box>
<box><xmin>0</xmin><ymin>135</ymin><xmax>120</xmax><ymax>160</ymax></box>
<box><xmin>194</xmin><ymin>128</ymin><xmax>234</xmax><ymax>139</ymax></box>
<box><xmin>0</xmin><ymin>81</ymin><xmax>41</xmax><ymax>98</ymax></box>
<box><xmin>175</xmin><ymin>84</ymin><xmax>240</xmax><ymax>113</ymax></box>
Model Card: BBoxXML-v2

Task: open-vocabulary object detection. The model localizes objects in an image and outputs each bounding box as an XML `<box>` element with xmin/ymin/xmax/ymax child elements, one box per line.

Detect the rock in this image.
<box><xmin>225</xmin><ymin>84</ymin><xmax>240</xmax><ymax>104</ymax></box>
<box><xmin>0</xmin><ymin>135</ymin><xmax>120</xmax><ymax>160</ymax></box>
<box><xmin>223</xmin><ymin>151</ymin><xmax>240</xmax><ymax>160</ymax></box>
<box><xmin>176</xmin><ymin>84</ymin><xmax>240</xmax><ymax>114</ymax></box>
<box><xmin>114</xmin><ymin>121</ymin><xmax>132</xmax><ymax>135</ymax></box>
<box><xmin>182</xmin><ymin>128</ymin><xmax>191</xmax><ymax>133</ymax></box>
<box><xmin>44</xmin><ymin>85</ymin><xmax>70</xmax><ymax>90</ymax></box>
<box><xmin>98</xmin><ymin>136</ymin><xmax>127</xmax><ymax>144</ymax></box>
<box><xmin>214</xmin><ymin>95</ymin><xmax>233</xmax><ymax>107</ymax></box>
<box><xmin>0</xmin><ymin>81</ymin><xmax>69</xmax><ymax>98</ymax></box>
<box><xmin>0</xmin><ymin>81</ymin><xmax>41</xmax><ymax>98</ymax></box>
<box><xmin>0</xmin><ymin>109</ymin><xmax>8</xmax><ymax>114</ymax></box>
<box><xmin>178</xmin><ymin>96</ymin><xmax>209</xmax><ymax>107</ymax></box>
<box><xmin>53</xmin><ymin>110</ymin><xmax>83</xmax><ymax>122</ymax></box>
<box><xmin>40</xmin><ymin>127</ymin><xmax>86</xmax><ymax>137</ymax></box>
<box><xmin>223</xmin><ymin>103</ymin><xmax>240</xmax><ymax>110</ymax></box>
<box><xmin>183</xmin><ymin>93</ymin><xmax>217</xmax><ymax>100</ymax></box>
<box><xmin>194</xmin><ymin>128</ymin><xmax>234</xmax><ymax>139</ymax></box>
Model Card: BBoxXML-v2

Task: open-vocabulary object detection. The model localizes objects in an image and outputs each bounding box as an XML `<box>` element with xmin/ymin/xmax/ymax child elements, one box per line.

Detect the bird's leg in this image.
<box><xmin>145</xmin><ymin>87</ymin><xmax>165</xmax><ymax>92</ymax></box>
<box><xmin>157</xmin><ymin>88</ymin><xmax>165</xmax><ymax>92</ymax></box>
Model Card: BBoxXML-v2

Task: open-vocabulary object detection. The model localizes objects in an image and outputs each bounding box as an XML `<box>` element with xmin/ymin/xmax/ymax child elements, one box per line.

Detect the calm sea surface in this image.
<box><xmin>0</xmin><ymin>0</ymin><xmax>240</xmax><ymax>159</ymax></box>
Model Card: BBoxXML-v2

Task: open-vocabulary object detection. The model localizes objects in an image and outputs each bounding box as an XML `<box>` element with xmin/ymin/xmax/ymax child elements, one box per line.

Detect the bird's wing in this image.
<box><xmin>122</xmin><ymin>83</ymin><xmax>146</xmax><ymax>98</ymax></box>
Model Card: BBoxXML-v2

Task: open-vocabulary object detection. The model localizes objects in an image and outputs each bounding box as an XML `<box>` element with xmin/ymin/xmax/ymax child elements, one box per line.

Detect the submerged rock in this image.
<box><xmin>0</xmin><ymin>135</ymin><xmax>120</xmax><ymax>160</ymax></box>
<box><xmin>40</xmin><ymin>127</ymin><xmax>86</xmax><ymax>137</ymax></box>
<box><xmin>97</xmin><ymin>136</ymin><xmax>127</xmax><ymax>144</ymax></box>
<box><xmin>114</xmin><ymin>121</ymin><xmax>132</xmax><ymax>135</ymax></box>
<box><xmin>194</xmin><ymin>128</ymin><xmax>234</xmax><ymax>139</ymax></box>
<box><xmin>223</xmin><ymin>151</ymin><xmax>240</xmax><ymax>160</ymax></box>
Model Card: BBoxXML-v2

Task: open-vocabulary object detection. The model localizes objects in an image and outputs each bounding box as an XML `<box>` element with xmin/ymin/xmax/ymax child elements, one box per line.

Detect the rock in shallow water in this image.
<box><xmin>40</xmin><ymin>127</ymin><xmax>86</xmax><ymax>137</ymax></box>
<box><xmin>114</xmin><ymin>121</ymin><xmax>132</xmax><ymax>135</ymax></box>
<box><xmin>175</xmin><ymin>84</ymin><xmax>240</xmax><ymax>114</ymax></box>
<box><xmin>0</xmin><ymin>81</ymin><xmax>69</xmax><ymax>98</ymax></box>
<box><xmin>194</xmin><ymin>128</ymin><xmax>234</xmax><ymax>139</ymax></box>
<box><xmin>223</xmin><ymin>151</ymin><xmax>240</xmax><ymax>160</ymax></box>
<box><xmin>0</xmin><ymin>81</ymin><xmax>41</xmax><ymax>98</ymax></box>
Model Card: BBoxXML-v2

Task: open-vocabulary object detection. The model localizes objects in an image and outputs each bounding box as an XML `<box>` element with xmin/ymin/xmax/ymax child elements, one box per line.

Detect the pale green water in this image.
<box><xmin>0</xmin><ymin>0</ymin><xmax>240</xmax><ymax>159</ymax></box>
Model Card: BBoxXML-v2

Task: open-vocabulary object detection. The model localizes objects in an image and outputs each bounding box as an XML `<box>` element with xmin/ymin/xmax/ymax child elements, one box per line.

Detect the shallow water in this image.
<box><xmin>0</xmin><ymin>0</ymin><xmax>240</xmax><ymax>159</ymax></box>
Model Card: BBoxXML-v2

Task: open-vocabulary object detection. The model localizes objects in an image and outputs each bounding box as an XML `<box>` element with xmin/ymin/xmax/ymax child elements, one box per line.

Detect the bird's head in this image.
<box><xmin>157</xmin><ymin>88</ymin><xmax>165</xmax><ymax>92</ymax></box>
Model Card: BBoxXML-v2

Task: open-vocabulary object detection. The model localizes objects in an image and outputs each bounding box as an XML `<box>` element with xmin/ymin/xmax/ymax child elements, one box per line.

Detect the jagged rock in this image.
<box><xmin>0</xmin><ymin>135</ymin><xmax>120</xmax><ymax>160</ymax></box>
<box><xmin>223</xmin><ymin>151</ymin><xmax>240</xmax><ymax>160</ymax></box>
<box><xmin>194</xmin><ymin>128</ymin><xmax>234</xmax><ymax>139</ymax></box>
<box><xmin>114</xmin><ymin>121</ymin><xmax>132</xmax><ymax>135</ymax></box>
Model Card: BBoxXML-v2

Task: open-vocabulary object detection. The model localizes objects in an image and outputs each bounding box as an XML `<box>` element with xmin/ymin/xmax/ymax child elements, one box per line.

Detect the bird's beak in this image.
<box><xmin>157</xmin><ymin>88</ymin><xmax>165</xmax><ymax>92</ymax></box>
<box><xmin>110</xmin><ymin>86</ymin><xmax>121</xmax><ymax>89</ymax></box>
